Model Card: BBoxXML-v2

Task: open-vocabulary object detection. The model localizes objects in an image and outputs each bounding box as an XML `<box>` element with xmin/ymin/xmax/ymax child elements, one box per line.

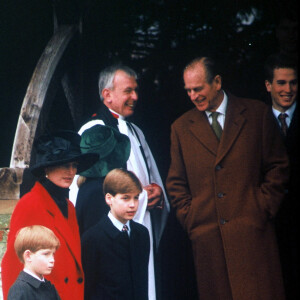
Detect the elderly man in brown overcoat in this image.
<box><xmin>166</xmin><ymin>57</ymin><xmax>289</xmax><ymax>300</ymax></box>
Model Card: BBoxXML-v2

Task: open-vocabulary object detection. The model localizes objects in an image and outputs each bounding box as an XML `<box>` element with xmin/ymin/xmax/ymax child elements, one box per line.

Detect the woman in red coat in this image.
<box><xmin>1</xmin><ymin>130</ymin><xmax>98</xmax><ymax>300</ymax></box>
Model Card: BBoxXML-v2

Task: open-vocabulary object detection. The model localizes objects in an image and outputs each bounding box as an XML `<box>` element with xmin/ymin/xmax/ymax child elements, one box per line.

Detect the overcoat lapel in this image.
<box><xmin>40</xmin><ymin>184</ymin><xmax>82</xmax><ymax>268</ymax></box>
<box><xmin>216</xmin><ymin>96</ymin><xmax>246</xmax><ymax>164</ymax></box>
<box><xmin>188</xmin><ymin>96</ymin><xmax>247</xmax><ymax>164</ymax></box>
<box><xmin>53</xmin><ymin>203</ymin><xmax>82</xmax><ymax>267</ymax></box>
<box><xmin>188</xmin><ymin>109</ymin><xmax>219</xmax><ymax>156</ymax></box>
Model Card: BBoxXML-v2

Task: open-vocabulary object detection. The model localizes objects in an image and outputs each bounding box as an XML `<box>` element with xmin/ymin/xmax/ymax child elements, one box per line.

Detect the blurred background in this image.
<box><xmin>0</xmin><ymin>0</ymin><xmax>298</xmax><ymax>179</ymax></box>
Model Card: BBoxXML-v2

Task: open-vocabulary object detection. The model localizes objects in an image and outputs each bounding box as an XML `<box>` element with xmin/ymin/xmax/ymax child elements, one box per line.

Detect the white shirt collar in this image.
<box><xmin>272</xmin><ymin>102</ymin><xmax>296</xmax><ymax>127</ymax></box>
<box><xmin>205</xmin><ymin>90</ymin><xmax>228</xmax><ymax>117</ymax></box>
<box><xmin>23</xmin><ymin>268</ymin><xmax>45</xmax><ymax>282</ymax></box>
<box><xmin>108</xmin><ymin>211</ymin><xmax>131</xmax><ymax>234</ymax></box>
<box><xmin>272</xmin><ymin>101</ymin><xmax>296</xmax><ymax>119</ymax></box>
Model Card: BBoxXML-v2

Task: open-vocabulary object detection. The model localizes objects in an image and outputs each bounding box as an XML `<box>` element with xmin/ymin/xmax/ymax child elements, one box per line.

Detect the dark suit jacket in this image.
<box><xmin>273</xmin><ymin>103</ymin><xmax>299</xmax><ymax>298</ymax></box>
<box><xmin>7</xmin><ymin>271</ymin><xmax>61</xmax><ymax>300</ymax></box>
<box><xmin>81</xmin><ymin>216</ymin><xmax>150</xmax><ymax>300</ymax></box>
<box><xmin>273</xmin><ymin>103</ymin><xmax>298</xmax><ymax>212</ymax></box>
<box><xmin>272</xmin><ymin>103</ymin><xmax>298</xmax><ymax>228</ymax></box>
<box><xmin>279</xmin><ymin>103</ymin><xmax>298</xmax><ymax>191</ymax></box>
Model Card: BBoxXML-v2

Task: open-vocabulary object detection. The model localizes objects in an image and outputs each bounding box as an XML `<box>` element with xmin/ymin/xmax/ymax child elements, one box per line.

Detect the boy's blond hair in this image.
<box><xmin>14</xmin><ymin>225</ymin><xmax>60</xmax><ymax>263</ymax></box>
<box><xmin>103</xmin><ymin>168</ymin><xmax>143</xmax><ymax>196</ymax></box>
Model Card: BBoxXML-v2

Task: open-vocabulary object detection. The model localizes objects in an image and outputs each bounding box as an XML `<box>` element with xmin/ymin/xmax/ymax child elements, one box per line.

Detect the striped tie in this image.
<box><xmin>278</xmin><ymin>113</ymin><xmax>288</xmax><ymax>136</ymax></box>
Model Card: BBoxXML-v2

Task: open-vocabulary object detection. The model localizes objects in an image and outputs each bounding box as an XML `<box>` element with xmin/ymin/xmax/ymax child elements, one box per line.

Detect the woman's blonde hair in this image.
<box><xmin>77</xmin><ymin>175</ymin><xmax>87</xmax><ymax>188</ymax></box>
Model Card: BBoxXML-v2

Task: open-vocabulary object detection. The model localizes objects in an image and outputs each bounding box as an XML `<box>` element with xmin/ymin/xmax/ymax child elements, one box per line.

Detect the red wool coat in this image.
<box><xmin>166</xmin><ymin>95</ymin><xmax>289</xmax><ymax>300</ymax></box>
<box><xmin>1</xmin><ymin>182</ymin><xmax>84</xmax><ymax>300</ymax></box>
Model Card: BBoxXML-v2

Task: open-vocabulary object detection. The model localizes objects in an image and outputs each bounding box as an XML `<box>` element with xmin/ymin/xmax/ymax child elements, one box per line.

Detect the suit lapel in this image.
<box><xmin>129</xmin><ymin>220</ymin><xmax>139</xmax><ymax>242</ymax></box>
<box><xmin>129</xmin><ymin>221</ymin><xmax>141</xmax><ymax>255</ymax></box>
<box><xmin>102</xmin><ymin>216</ymin><xmax>124</xmax><ymax>240</ymax></box>
<box><xmin>287</xmin><ymin>104</ymin><xmax>298</xmax><ymax>135</ymax></box>
<box><xmin>216</xmin><ymin>96</ymin><xmax>246</xmax><ymax>164</ymax></box>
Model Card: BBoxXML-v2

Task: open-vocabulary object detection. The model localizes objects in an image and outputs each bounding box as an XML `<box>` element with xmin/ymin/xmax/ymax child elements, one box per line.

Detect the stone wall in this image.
<box><xmin>0</xmin><ymin>214</ymin><xmax>10</xmax><ymax>263</ymax></box>
<box><xmin>0</xmin><ymin>201</ymin><xmax>17</xmax><ymax>260</ymax></box>
<box><xmin>0</xmin><ymin>214</ymin><xmax>11</xmax><ymax>300</ymax></box>
<box><xmin>0</xmin><ymin>201</ymin><xmax>17</xmax><ymax>300</ymax></box>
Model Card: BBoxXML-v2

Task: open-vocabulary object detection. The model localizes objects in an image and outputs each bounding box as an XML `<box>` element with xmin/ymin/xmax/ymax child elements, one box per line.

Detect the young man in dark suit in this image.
<box><xmin>81</xmin><ymin>168</ymin><xmax>150</xmax><ymax>300</ymax></box>
<box><xmin>265</xmin><ymin>53</ymin><xmax>298</xmax><ymax>299</ymax></box>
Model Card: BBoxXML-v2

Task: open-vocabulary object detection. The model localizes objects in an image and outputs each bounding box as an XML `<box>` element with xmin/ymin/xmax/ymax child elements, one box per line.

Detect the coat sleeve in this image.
<box><xmin>260</xmin><ymin>106</ymin><xmax>290</xmax><ymax>218</ymax></box>
<box><xmin>166</xmin><ymin>123</ymin><xmax>193</xmax><ymax>230</ymax></box>
<box><xmin>7</xmin><ymin>281</ymin><xmax>32</xmax><ymax>300</ymax></box>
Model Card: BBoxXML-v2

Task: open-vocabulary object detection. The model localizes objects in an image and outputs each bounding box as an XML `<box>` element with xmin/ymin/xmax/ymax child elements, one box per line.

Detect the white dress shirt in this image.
<box><xmin>108</xmin><ymin>211</ymin><xmax>131</xmax><ymax>236</ymax></box>
<box><xmin>205</xmin><ymin>90</ymin><xmax>228</xmax><ymax>128</ymax></box>
<box><xmin>272</xmin><ymin>101</ymin><xmax>296</xmax><ymax>129</ymax></box>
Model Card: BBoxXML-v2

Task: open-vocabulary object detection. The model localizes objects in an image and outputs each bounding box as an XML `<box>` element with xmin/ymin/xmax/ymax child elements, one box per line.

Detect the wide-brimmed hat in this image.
<box><xmin>79</xmin><ymin>125</ymin><xmax>130</xmax><ymax>178</ymax></box>
<box><xmin>30</xmin><ymin>130</ymin><xmax>99</xmax><ymax>177</ymax></box>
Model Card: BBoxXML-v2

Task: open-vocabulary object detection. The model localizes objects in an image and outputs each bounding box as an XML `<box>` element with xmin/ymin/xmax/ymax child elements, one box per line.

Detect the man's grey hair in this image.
<box><xmin>98</xmin><ymin>64</ymin><xmax>138</xmax><ymax>101</ymax></box>
<box><xmin>184</xmin><ymin>57</ymin><xmax>220</xmax><ymax>84</ymax></box>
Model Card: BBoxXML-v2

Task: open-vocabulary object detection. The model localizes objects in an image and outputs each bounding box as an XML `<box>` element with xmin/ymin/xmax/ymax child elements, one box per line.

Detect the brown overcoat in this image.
<box><xmin>166</xmin><ymin>95</ymin><xmax>289</xmax><ymax>300</ymax></box>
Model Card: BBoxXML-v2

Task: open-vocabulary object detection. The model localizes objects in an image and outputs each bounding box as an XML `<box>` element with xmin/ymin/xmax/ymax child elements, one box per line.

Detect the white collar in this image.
<box><xmin>108</xmin><ymin>211</ymin><xmax>131</xmax><ymax>233</ymax></box>
<box><xmin>205</xmin><ymin>90</ymin><xmax>228</xmax><ymax>117</ymax></box>
<box><xmin>23</xmin><ymin>268</ymin><xmax>45</xmax><ymax>282</ymax></box>
<box><xmin>272</xmin><ymin>101</ymin><xmax>296</xmax><ymax>119</ymax></box>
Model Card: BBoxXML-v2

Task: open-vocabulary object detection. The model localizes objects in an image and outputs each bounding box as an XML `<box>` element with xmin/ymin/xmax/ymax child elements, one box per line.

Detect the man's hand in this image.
<box><xmin>144</xmin><ymin>183</ymin><xmax>163</xmax><ymax>210</ymax></box>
